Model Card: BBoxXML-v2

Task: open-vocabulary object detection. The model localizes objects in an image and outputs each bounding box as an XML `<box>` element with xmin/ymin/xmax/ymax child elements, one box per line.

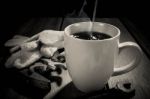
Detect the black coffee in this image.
<box><xmin>72</xmin><ymin>32</ymin><xmax>111</xmax><ymax>40</ymax></box>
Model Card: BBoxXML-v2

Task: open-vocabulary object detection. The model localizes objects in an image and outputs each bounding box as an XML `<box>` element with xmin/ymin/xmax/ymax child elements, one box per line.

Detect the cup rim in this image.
<box><xmin>64</xmin><ymin>22</ymin><xmax>120</xmax><ymax>42</ymax></box>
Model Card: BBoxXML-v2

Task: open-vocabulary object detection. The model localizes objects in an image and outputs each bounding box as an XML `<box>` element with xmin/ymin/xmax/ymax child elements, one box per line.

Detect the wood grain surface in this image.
<box><xmin>1</xmin><ymin>18</ymin><xmax>150</xmax><ymax>99</ymax></box>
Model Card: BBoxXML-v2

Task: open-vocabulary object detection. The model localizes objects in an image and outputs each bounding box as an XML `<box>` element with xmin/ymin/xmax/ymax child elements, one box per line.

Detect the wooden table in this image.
<box><xmin>1</xmin><ymin>18</ymin><xmax>150</xmax><ymax>99</ymax></box>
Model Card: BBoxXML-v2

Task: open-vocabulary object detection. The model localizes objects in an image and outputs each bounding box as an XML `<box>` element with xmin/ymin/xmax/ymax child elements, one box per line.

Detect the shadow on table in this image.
<box><xmin>0</xmin><ymin>55</ymin><xmax>50</xmax><ymax>99</ymax></box>
<box><xmin>53</xmin><ymin>82</ymin><xmax>135</xmax><ymax>99</ymax></box>
<box><xmin>1</xmin><ymin>69</ymin><xmax>50</xmax><ymax>99</ymax></box>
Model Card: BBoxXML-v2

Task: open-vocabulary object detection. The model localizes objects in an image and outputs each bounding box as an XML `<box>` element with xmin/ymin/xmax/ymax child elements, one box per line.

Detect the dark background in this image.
<box><xmin>0</xmin><ymin>0</ymin><xmax>149</xmax><ymax>55</ymax></box>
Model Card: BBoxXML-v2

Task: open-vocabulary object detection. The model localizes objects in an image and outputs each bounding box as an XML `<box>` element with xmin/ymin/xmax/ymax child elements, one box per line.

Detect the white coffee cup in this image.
<box><xmin>64</xmin><ymin>22</ymin><xmax>142</xmax><ymax>93</ymax></box>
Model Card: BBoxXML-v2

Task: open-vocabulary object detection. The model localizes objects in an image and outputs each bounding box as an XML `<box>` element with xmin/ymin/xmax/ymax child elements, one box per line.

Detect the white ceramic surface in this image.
<box><xmin>64</xmin><ymin>22</ymin><xmax>142</xmax><ymax>92</ymax></box>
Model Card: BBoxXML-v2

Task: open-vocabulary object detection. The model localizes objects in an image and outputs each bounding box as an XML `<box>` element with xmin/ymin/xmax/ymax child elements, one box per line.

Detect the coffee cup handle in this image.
<box><xmin>113</xmin><ymin>42</ymin><xmax>142</xmax><ymax>76</ymax></box>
